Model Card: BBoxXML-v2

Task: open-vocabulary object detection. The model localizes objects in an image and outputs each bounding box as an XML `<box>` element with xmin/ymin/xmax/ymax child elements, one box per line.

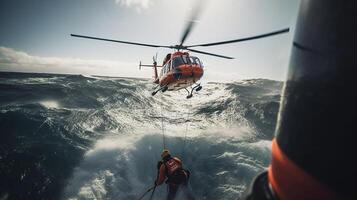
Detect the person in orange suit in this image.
<box><xmin>155</xmin><ymin>149</ymin><xmax>195</xmax><ymax>200</ymax></box>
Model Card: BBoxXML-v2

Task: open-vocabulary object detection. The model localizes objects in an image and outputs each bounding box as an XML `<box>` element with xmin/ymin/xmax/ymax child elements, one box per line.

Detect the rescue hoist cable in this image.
<box><xmin>181</xmin><ymin>100</ymin><xmax>191</xmax><ymax>160</ymax></box>
<box><xmin>160</xmin><ymin>95</ymin><xmax>166</xmax><ymax>149</ymax></box>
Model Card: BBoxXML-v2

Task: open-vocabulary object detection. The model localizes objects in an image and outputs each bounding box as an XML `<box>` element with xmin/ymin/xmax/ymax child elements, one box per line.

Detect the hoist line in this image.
<box><xmin>181</xmin><ymin>99</ymin><xmax>191</xmax><ymax>160</ymax></box>
<box><xmin>158</xmin><ymin>93</ymin><xmax>191</xmax><ymax>160</ymax></box>
<box><xmin>160</xmin><ymin>95</ymin><xmax>166</xmax><ymax>149</ymax></box>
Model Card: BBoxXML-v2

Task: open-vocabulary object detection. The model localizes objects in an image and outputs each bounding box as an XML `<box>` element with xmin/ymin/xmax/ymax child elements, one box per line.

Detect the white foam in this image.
<box><xmin>39</xmin><ymin>100</ymin><xmax>60</xmax><ymax>109</ymax></box>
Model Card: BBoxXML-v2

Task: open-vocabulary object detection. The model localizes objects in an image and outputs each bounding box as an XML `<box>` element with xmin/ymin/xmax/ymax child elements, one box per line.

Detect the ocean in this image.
<box><xmin>0</xmin><ymin>72</ymin><xmax>282</xmax><ymax>200</ymax></box>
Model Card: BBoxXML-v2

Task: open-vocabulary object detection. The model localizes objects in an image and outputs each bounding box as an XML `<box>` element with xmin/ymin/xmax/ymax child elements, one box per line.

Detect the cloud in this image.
<box><xmin>0</xmin><ymin>47</ymin><xmax>142</xmax><ymax>77</ymax></box>
<box><xmin>115</xmin><ymin>0</ymin><xmax>153</xmax><ymax>11</ymax></box>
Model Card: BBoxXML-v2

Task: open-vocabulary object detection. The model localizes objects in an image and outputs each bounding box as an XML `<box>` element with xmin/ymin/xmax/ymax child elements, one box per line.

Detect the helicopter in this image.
<box><xmin>71</xmin><ymin>11</ymin><xmax>289</xmax><ymax>98</ymax></box>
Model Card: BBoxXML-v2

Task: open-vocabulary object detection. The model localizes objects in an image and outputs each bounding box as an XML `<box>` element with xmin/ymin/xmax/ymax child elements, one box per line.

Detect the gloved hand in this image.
<box><xmin>157</xmin><ymin>160</ymin><xmax>163</xmax><ymax>170</ymax></box>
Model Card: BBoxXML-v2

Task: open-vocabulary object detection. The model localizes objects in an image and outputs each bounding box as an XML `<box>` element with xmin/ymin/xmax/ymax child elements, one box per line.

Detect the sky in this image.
<box><xmin>0</xmin><ymin>0</ymin><xmax>300</xmax><ymax>81</ymax></box>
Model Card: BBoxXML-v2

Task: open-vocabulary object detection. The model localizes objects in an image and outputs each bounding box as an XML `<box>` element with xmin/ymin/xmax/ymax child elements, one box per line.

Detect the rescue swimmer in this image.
<box><xmin>155</xmin><ymin>149</ymin><xmax>195</xmax><ymax>200</ymax></box>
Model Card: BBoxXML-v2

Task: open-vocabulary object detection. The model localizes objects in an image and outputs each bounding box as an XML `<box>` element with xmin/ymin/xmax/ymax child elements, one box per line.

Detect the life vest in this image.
<box><xmin>163</xmin><ymin>157</ymin><xmax>189</xmax><ymax>185</ymax></box>
<box><xmin>165</xmin><ymin>157</ymin><xmax>181</xmax><ymax>175</ymax></box>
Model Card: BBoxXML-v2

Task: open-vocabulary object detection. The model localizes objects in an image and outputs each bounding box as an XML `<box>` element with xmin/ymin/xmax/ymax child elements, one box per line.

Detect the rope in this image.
<box><xmin>160</xmin><ymin>95</ymin><xmax>166</xmax><ymax>149</ymax></box>
<box><xmin>181</xmin><ymin>100</ymin><xmax>191</xmax><ymax>159</ymax></box>
<box><xmin>137</xmin><ymin>185</ymin><xmax>156</xmax><ymax>200</ymax></box>
<box><xmin>148</xmin><ymin>185</ymin><xmax>157</xmax><ymax>200</ymax></box>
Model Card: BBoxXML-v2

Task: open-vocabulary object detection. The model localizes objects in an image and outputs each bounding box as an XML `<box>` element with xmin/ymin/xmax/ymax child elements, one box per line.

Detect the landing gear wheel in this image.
<box><xmin>162</xmin><ymin>86</ymin><xmax>168</xmax><ymax>93</ymax></box>
<box><xmin>195</xmin><ymin>85</ymin><xmax>202</xmax><ymax>92</ymax></box>
<box><xmin>186</xmin><ymin>94</ymin><xmax>193</xmax><ymax>99</ymax></box>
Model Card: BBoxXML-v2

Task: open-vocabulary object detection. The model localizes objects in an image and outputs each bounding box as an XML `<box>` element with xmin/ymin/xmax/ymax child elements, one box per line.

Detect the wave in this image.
<box><xmin>0</xmin><ymin>72</ymin><xmax>282</xmax><ymax>200</ymax></box>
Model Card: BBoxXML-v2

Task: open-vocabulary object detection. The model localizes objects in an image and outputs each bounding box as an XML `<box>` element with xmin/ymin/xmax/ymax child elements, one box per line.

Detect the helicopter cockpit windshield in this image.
<box><xmin>172</xmin><ymin>57</ymin><xmax>185</xmax><ymax>68</ymax></box>
<box><xmin>172</xmin><ymin>56</ymin><xmax>203</xmax><ymax>68</ymax></box>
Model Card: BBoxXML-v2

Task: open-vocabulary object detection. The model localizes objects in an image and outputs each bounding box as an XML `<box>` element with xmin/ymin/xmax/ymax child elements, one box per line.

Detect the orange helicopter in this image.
<box><xmin>71</xmin><ymin>13</ymin><xmax>289</xmax><ymax>98</ymax></box>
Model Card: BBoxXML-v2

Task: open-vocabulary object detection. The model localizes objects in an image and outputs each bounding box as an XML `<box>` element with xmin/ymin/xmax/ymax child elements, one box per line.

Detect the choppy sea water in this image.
<box><xmin>0</xmin><ymin>72</ymin><xmax>282</xmax><ymax>200</ymax></box>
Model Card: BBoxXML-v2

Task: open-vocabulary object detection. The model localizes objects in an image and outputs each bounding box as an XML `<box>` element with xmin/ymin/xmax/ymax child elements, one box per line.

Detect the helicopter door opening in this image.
<box><xmin>161</xmin><ymin>60</ymin><xmax>171</xmax><ymax>76</ymax></box>
<box><xmin>167</xmin><ymin>60</ymin><xmax>172</xmax><ymax>73</ymax></box>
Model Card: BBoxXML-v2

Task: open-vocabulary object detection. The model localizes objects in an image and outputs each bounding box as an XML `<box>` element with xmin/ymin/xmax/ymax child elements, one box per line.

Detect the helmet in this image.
<box><xmin>161</xmin><ymin>149</ymin><xmax>171</xmax><ymax>159</ymax></box>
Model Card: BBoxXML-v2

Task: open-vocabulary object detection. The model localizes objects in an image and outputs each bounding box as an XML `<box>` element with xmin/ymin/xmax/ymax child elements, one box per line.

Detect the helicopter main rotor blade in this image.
<box><xmin>180</xmin><ymin>20</ymin><xmax>196</xmax><ymax>47</ymax></box>
<box><xmin>71</xmin><ymin>34</ymin><xmax>171</xmax><ymax>48</ymax></box>
<box><xmin>179</xmin><ymin>0</ymin><xmax>204</xmax><ymax>47</ymax></box>
<box><xmin>186</xmin><ymin>28</ymin><xmax>290</xmax><ymax>47</ymax></box>
<box><xmin>187</xmin><ymin>48</ymin><xmax>234</xmax><ymax>59</ymax></box>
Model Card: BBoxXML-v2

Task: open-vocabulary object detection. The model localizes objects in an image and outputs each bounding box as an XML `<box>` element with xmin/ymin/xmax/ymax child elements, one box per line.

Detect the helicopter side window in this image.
<box><xmin>189</xmin><ymin>57</ymin><xmax>197</xmax><ymax>65</ymax></box>
<box><xmin>162</xmin><ymin>60</ymin><xmax>171</xmax><ymax>75</ymax></box>
<box><xmin>167</xmin><ymin>60</ymin><xmax>172</xmax><ymax>72</ymax></box>
<box><xmin>160</xmin><ymin>67</ymin><xmax>164</xmax><ymax>76</ymax></box>
<box><xmin>164</xmin><ymin>63</ymin><xmax>168</xmax><ymax>74</ymax></box>
<box><xmin>160</xmin><ymin>65</ymin><xmax>165</xmax><ymax>76</ymax></box>
<box><xmin>190</xmin><ymin>57</ymin><xmax>203</xmax><ymax>68</ymax></box>
<box><xmin>195</xmin><ymin>57</ymin><xmax>203</xmax><ymax>68</ymax></box>
<box><xmin>198</xmin><ymin>58</ymin><xmax>204</xmax><ymax>68</ymax></box>
<box><xmin>172</xmin><ymin>57</ymin><xmax>185</xmax><ymax>68</ymax></box>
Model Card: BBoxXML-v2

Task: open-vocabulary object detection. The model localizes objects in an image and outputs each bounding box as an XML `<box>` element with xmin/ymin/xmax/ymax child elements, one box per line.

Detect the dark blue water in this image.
<box><xmin>0</xmin><ymin>72</ymin><xmax>282</xmax><ymax>200</ymax></box>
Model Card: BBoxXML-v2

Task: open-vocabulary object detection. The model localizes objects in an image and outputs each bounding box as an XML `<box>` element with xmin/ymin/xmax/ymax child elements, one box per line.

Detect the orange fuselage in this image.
<box><xmin>156</xmin><ymin>52</ymin><xmax>204</xmax><ymax>90</ymax></box>
<box><xmin>159</xmin><ymin>64</ymin><xmax>203</xmax><ymax>90</ymax></box>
